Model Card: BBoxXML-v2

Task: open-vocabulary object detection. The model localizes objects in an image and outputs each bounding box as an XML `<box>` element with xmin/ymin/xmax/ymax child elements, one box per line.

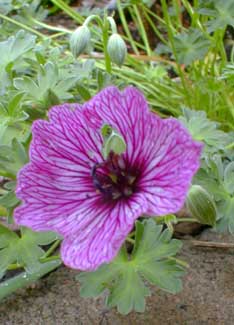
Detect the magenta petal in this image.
<box><xmin>61</xmin><ymin>193</ymin><xmax>147</xmax><ymax>271</ymax></box>
<box><xmin>138</xmin><ymin>117</ymin><xmax>203</xmax><ymax>215</ymax></box>
<box><xmin>83</xmin><ymin>86</ymin><xmax>151</xmax><ymax>165</ymax></box>
<box><xmin>15</xmin><ymin>104</ymin><xmax>102</xmax><ymax>234</ymax></box>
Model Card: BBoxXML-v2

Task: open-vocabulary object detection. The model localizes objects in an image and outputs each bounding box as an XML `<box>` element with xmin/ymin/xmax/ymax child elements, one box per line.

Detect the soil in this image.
<box><xmin>1</xmin><ymin>229</ymin><xmax>234</xmax><ymax>325</ymax></box>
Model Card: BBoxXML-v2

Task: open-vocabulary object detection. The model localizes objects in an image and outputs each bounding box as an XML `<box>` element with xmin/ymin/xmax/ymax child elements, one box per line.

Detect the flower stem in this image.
<box><xmin>41</xmin><ymin>240</ymin><xmax>61</xmax><ymax>259</ymax></box>
<box><xmin>7</xmin><ymin>263</ymin><xmax>23</xmax><ymax>271</ymax></box>
<box><xmin>84</xmin><ymin>14</ymin><xmax>101</xmax><ymax>26</ymax></box>
<box><xmin>0</xmin><ymin>170</ymin><xmax>16</xmax><ymax>180</ymax></box>
<box><xmin>7</xmin><ymin>255</ymin><xmax>61</xmax><ymax>271</ymax></box>
<box><xmin>168</xmin><ymin>256</ymin><xmax>189</xmax><ymax>268</ymax></box>
<box><xmin>107</xmin><ymin>17</ymin><xmax>118</xmax><ymax>34</ymax></box>
<box><xmin>102</xmin><ymin>15</ymin><xmax>112</xmax><ymax>74</ymax></box>
<box><xmin>40</xmin><ymin>255</ymin><xmax>60</xmax><ymax>263</ymax></box>
<box><xmin>7</xmin><ymin>241</ymin><xmax>61</xmax><ymax>271</ymax></box>
<box><xmin>126</xmin><ymin>237</ymin><xmax>135</xmax><ymax>244</ymax></box>
<box><xmin>176</xmin><ymin>218</ymin><xmax>198</xmax><ymax>223</ymax></box>
<box><xmin>128</xmin><ymin>231</ymin><xmax>135</xmax><ymax>238</ymax></box>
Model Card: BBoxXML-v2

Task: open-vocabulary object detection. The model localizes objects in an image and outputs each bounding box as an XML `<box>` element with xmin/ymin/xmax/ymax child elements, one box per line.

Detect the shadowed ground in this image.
<box><xmin>1</xmin><ymin>229</ymin><xmax>234</xmax><ymax>325</ymax></box>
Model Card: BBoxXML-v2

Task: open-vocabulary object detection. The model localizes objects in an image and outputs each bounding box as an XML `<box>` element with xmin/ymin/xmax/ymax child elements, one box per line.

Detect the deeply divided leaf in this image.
<box><xmin>77</xmin><ymin>220</ymin><xmax>184</xmax><ymax>314</ymax></box>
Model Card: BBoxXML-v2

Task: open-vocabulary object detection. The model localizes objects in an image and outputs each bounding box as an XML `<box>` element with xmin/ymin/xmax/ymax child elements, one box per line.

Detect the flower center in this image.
<box><xmin>91</xmin><ymin>152</ymin><xmax>140</xmax><ymax>201</ymax></box>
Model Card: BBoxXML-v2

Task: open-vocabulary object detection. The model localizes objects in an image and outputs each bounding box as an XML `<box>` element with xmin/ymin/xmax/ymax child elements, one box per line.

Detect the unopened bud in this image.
<box><xmin>70</xmin><ymin>25</ymin><xmax>91</xmax><ymax>57</ymax></box>
<box><xmin>186</xmin><ymin>185</ymin><xmax>216</xmax><ymax>226</ymax></box>
<box><xmin>107</xmin><ymin>33</ymin><xmax>127</xmax><ymax>66</ymax></box>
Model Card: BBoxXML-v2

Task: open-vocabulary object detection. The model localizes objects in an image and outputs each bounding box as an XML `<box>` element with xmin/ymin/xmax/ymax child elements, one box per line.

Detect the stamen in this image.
<box><xmin>127</xmin><ymin>175</ymin><xmax>136</xmax><ymax>184</ymax></box>
<box><xmin>109</xmin><ymin>173</ymin><xmax>118</xmax><ymax>183</ymax></box>
<box><xmin>91</xmin><ymin>154</ymin><xmax>139</xmax><ymax>201</ymax></box>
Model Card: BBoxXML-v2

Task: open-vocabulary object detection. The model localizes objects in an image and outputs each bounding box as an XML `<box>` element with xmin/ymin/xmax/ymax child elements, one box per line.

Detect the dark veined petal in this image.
<box><xmin>61</xmin><ymin>193</ymin><xmax>147</xmax><ymax>271</ymax></box>
<box><xmin>81</xmin><ymin>86</ymin><xmax>202</xmax><ymax>215</ymax></box>
<box><xmin>14</xmin><ymin>104</ymin><xmax>103</xmax><ymax>234</ymax></box>
<box><xmin>83</xmin><ymin>86</ymin><xmax>151</xmax><ymax>167</ymax></box>
<box><xmin>137</xmin><ymin>117</ymin><xmax>203</xmax><ymax>215</ymax></box>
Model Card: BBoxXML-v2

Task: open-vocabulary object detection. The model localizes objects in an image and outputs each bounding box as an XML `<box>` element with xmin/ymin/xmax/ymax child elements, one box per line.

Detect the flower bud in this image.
<box><xmin>186</xmin><ymin>185</ymin><xmax>216</xmax><ymax>226</ymax></box>
<box><xmin>107</xmin><ymin>33</ymin><xmax>127</xmax><ymax>66</ymax></box>
<box><xmin>70</xmin><ymin>25</ymin><xmax>91</xmax><ymax>57</ymax></box>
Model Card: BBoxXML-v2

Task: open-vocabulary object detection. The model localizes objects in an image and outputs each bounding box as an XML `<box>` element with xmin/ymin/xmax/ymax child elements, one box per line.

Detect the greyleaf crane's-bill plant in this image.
<box><xmin>14</xmin><ymin>86</ymin><xmax>202</xmax><ymax>271</ymax></box>
<box><xmin>1</xmin><ymin>0</ymin><xmax>234</xmax><ymax>315</ymax></box>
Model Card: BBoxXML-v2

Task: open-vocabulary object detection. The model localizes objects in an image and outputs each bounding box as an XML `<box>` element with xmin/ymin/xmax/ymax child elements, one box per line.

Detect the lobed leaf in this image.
<box><xmin>0</xmin><ymin>225</ymin><xmax>59</xmax><ymax>279</ymax></box>
<box><xmin>78</xmin><ymin>220</ymin><xmax>184</xmax><ymax>314</ymax></box>
<box><xmin>173</xmin><ymin>28</ymin><xmax>211</xmax><ymax>65</ymax></box>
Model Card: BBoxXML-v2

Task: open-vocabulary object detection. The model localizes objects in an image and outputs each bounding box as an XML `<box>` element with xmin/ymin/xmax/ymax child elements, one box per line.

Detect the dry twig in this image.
<box><xmin>190</xmin><ymin>240</ymin><xmax>234</xmax><ymax>249</ymax></box>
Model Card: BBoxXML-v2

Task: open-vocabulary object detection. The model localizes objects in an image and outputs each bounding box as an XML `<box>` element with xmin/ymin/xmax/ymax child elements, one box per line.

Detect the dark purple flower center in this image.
<box><xmin>91</xmin><ymin>152</ymin><xmax>140</xmax><ymax>201</ymax></box>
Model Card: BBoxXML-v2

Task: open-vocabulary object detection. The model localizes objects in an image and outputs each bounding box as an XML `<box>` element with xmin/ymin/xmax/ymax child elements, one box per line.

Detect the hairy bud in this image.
<box><xmin>107</xmin><ymin>33</ymin><xmax>127</xmax><ymax>66</ymax></box>
<box><xmin>70</xmin><ymin>25</ymin><xmax>91</xmax><ymax>57</ymax></box>
<box><xmin>186</xmin><ymin>185</ymin><xmax>216</xmax><ymax>226</ymax></box>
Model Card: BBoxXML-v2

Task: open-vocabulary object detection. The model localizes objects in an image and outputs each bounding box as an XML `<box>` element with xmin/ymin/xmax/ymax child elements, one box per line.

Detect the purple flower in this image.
<box><xmin>14</xmin><ymin>86</ymin><xmax>202</xmax><ymax>271</ymax></box>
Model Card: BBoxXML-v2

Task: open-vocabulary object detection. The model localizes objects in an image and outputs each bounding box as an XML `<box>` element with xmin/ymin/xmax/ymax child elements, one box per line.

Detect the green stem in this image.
<box><xmin>7</xmin><ymin>255</ymin><xmax>61</xmax><ymax>271</ymax></box>
<box><xmin>49</xmin><ymin>31</ymin><xmax>68</xmax><ymax>39</ymax></box>
<box><xmin>117</xmin><ymin>0</ymin><xmax>139</xmax><ymax>55</ymax></box>
<box><xmin>0</xmin><ymin>260</ymin><xmax>61</xmax><ymax>301</ymax></box>
<box><xmin>172</xmin><ymin>0</ymin><xmax>182</xmax><ymax>29</ymax></box>
<box><xmin>0</xmin><ymin>170</ymin><xmax>16</xmax><ymax>180</ymax></box>
<box><xmin>107</xmin><ymin>16</ymin><xmax>118</xmax><ymax>34</ymax></box>
<box><xmin>217</xmin><ymin>29</ymin><xmax>227</xmax><ymax>68</ymax></box>
<box><xmin>7</xmin><ymin>241</ymin><xmax>61</xmax><ymax>271</ymax></box>
<box><xmin>40</xmin><ymin>255</ymin><xmax>60</xmax><ymax>263</ymax></box>
<box><xmin>50</xmin><ymin>0</ymin><xmax>84</xmax><ymax>24</ymax></box>
<box><xmin>226</xmin><ymin>142</ymin><xmax>234</xmax><ymax>149</ymax></box>
<box><xmin>160</xmin><ymin>0</ymin><xmax>190</xmax><ymax>104</ymax></box>
<box><xmin>132</xmin><ymin>4</ymin><xmax>151</xmax><ymax>56</ymax></box>
<box><xmin>128</xmin><ymin>231</ymin><xmax>135</xmax><ymax>238</ymax></box>
<box><xmin>142</xmin><ymin>6</ymin><xmax>167</xmax><ymax>45</ymax></box>
<box><xmin>166</xmin><ymin>222</ymin><xmax>174</xmax><ymax>234</ymax></box>
<box><xmin>181</xmin><ymin>0</ymin><xmax>204</xmax><ymax>30</ymax></box>
<box><xmin>6</xmin><ymin>263</ymin><xmax>22</xmax><ymax>271</ymax></box>
<box><xmin>41</xmin><ymin>240</ymin><xmax>61</xmax><ymax>259</ymax></box>
<box><xmin>144</xmin><ymin>6</ymin><xmax>168</xmax><ymax>27</ymax></box>
<box><xmin>176</xmin><ymin>218</ymin><xmax>198</xmax><ymax>223</ymax></box>
<box><xmin>102</xmin><ymin>16</ymin><xmax>112</xmax><ymax>73</ymax></box>
<box><xmin>29</xmin><ymin>17</ymin><xmax>72</xmax><ymax>34</ymax></box>
<box><xmin>0</xmin><ymin>13</ymin><xmax>45</xmax><ymax>38</ymax></box>
<box><xmin>126</xmin><ymin>237</ymin><xmax>135</xmax><ymax>244</ymax></box>
<box><xmin>168</xmin><ymin>256</ymin><xmax>189</xmax><ymax>268</ymax></box>
<box><xmin>84</xmin><ymin>14</ymin><xmax>101</xmax><ymax>26</ymax></box>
